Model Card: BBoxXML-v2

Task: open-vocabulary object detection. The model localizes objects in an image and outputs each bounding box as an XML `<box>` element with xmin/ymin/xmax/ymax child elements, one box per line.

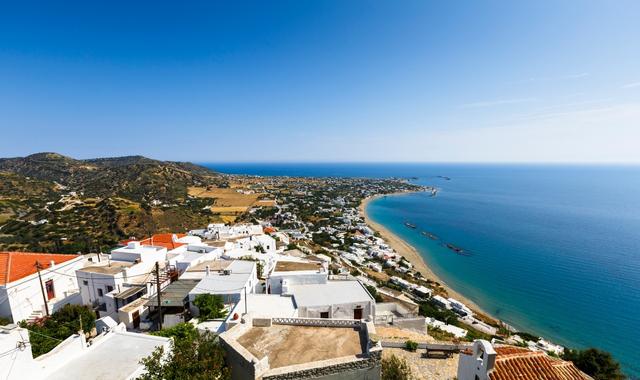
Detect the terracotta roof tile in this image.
<box><xmin>490</xmin><ymin>346</ymin><xmax>591</xmax><ymax>380</ymax></box>
<box><xmin>121</xmin><ymin>233</ymin><xmax>187</xmax><ymax>250</ymax></box>
<box><xmin>0</xmin><ymin>252</ymin><xmax>80</xmax><ymax>285</ymax></box>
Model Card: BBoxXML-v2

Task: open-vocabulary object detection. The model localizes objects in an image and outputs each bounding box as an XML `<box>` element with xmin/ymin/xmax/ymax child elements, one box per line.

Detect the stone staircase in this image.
<box><xmin>26</xmin><ymin>309</ymin><xmax>44</xmax><ymax>324</ymax></box>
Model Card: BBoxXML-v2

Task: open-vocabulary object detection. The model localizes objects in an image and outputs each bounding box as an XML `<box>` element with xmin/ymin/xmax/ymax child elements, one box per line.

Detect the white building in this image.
<box><xmin>266</xmin><ymin>259</ymin><xmax>328</xmax><ymax>294</ymax></box>
<box><xmin>413</xmin><ymin>286</ymin><xmax>433</xmax><ymax>298</ymax></box>
<box><xmin>448</xmin><ymin>297</ymin><xmax>473</xmax><ymax>317</ymax></box>
<box><xmin>0</xmin><ymin>320</ymin><xmax>170</xmax><ymax>380</ymax></box>
<box><xmin>196</xmin><ymin>223</ymin><xmax>264</xmax><ymax>240</ymax></box>
<box><xmin>187</xmin><ymin>260</ymin><xmax>258</xmax><ymax>317</ymax></box>
<box><xmin>290</xmin><ymin>281</ymin><xmax>376</xmax><ymax>320</ymax></box>
<box><xmin>234</xmin><ymin>234</ymin><xmax>277</xmax><ymax>255</ymax></box>
<box><xmin>0</xmin><ymin>252</ymin><xmax>85</xmax><ymax>323</ymax></box>
<box><xmin>426</xmin><ymin>317</ymin><xmax>467</xmax><ymax>338</ymax></box>
<box><xmin>76</xmin><ymin>242</ymin><xmax>169</xmax><ymax>319</ymax></box>
<box><xmin>457</xmin><ymin>340</ymin><xmax>589</xmax><ymax>380</ymax></box>
<box><xmin>432</xmin><ymin>295</ymin><xmax>451</xmax><ymax>309</ymax></box>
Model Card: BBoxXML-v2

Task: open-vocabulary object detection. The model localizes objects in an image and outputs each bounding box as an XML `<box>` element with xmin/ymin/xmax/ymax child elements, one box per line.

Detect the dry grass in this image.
<box><xmin>210</xmin><ymin>206</ymin><xmax>249</xmax><ymax>213</ymax></box>
<box><xmin>188</xmin><ymin>186</ymin><xmax>260</xmax><ymax>206</ymax></box>
<box><xmin>220</xmin><ymin>215</ymin><xmax>238</xmax><ymax>223</ymax></box>
<box><xmin>255</xmin><ymin>199</ymin><xmax>276</xmax><ymax>207</ymax></box>
<box><xmin>274</xmin><ymin>261</ymin><xmax>322</xmax><ymax>272</ymax></box>
<box><xmin>365</xmin><ymin>269</ymin><xmax>389</xmax><ymax>282</ymax></box>
<box><xmin>374</xmin><ymin>326</ymin><xmax>434</xmax><ymax>343</ymax></box>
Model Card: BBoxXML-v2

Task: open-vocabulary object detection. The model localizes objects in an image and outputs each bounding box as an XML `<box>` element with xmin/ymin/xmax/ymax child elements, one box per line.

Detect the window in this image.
<box><xmin>97</xmin><ymin>288</ymin><xmax>103</xmax><ymax>297</ymax></box>
<box><xmin>45</xmin><ymin>280</ymin><xmax>55</xmax><ymax>300</ymax></box>
<box><xmin>320</xmin><ymin>312</ymin><xmax>329</xmax><ymax>319</ymax></box>
<box><xmin>82</xmin><ymin>280</ymin><xmax>88</xmax><ymax>286</ymax></box>
<box><xmin>106</xmin><ymin>285</ymin><xmax>114</xmax><ymax>293</ymax></box>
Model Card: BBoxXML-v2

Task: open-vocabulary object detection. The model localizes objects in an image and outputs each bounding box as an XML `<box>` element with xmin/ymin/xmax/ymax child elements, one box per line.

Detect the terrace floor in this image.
<box><xmin>236</xmin><ymin>324</ymin><xmax>364</xmax><ymax>368</ymax></box>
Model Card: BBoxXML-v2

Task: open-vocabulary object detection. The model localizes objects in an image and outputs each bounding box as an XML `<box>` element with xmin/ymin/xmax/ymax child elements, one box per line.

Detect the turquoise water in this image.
<box><xmin>205</xmin><ymin>163</ymin><xmax>640</xmax><ymax>376</ymax></box>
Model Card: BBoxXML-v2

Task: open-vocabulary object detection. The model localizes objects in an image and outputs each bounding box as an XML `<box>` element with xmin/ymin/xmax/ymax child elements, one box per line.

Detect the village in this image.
<box><xmin>0</xmin><ymin>176</ymin><xmax>590</xmax><ymax>380</ymax></box>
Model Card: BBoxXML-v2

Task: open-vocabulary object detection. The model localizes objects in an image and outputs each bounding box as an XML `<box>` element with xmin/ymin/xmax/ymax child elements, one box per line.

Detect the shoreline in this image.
<box><xmin>359</xmin><ymin>192</ymin><xmax>497</xmax><ymax>324</ymax></box>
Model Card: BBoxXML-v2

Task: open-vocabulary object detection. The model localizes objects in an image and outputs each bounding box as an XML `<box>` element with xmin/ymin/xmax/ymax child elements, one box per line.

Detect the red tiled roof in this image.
<box><xmin>490</xmin><ymin>346</ymin><xmax>591</xmax><ymax>380</ymax></box>
<box><xmin>121</xmin><ymin>233</ymin><xmax>187</xmax><ymax>250</ymax></box>
<box><xmin>0</xmin><ymin>252</ymin><xmax>80</xmax><ymax>285</ymax></box>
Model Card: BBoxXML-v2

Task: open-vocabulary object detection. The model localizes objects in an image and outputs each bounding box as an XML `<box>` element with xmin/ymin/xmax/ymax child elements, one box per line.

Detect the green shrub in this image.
<box><xmin>20</xmin><ymin>304</ymin><xmax>96</xmax><ymax>357</ymax></box>
<box><xmin>193</xmin><ymin>294</ymin><xmax>227</xmax><ymax>320</ymax></box>
<box><xmin>138</xmin><ymin>330</ymin><xmax>230</xmax><ymax>380</ymax></box>
<box><xmin>151</xmin><ymin>322</ymin><xmax>198</xmax><ymax>341</ymax></box>
<box><xmin>404</xmin><ymin>339</ymin><xmax>418</xmax><ymax>352</ymax></box>
<box><xmin>365</xmin><ymin>285</ymin><xmax>384</xmax><ymax>303</ymax></box>
<box><xmin>382</xmin><ymin>354</ymin><xmax>412</xmax><ymax>380</ymax></box>
<box><xmin>562</xmin><ymin>348</ymin><xmax>625</xmax><ymax>380</ymax></box>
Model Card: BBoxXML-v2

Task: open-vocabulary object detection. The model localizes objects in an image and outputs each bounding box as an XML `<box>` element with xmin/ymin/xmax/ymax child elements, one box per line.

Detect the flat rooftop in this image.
<box><xmin>291</xmin><ymin>281</ymin><xmax>373</xmax><ymax>307</ymax></box>
<box><xmin>235</xmin><ymin>294</ymin><xmax>297</xmax><ymax>318</ymax></box>
<box><xmin>46</xmin><ymin>332</ymin><xmax>169</xmax><ymax>380</ymax></box>
<box><xmin>236</xmin><ymin>324</ymin><xmax>364</xmax><ymax>369</ymax></box>
<box><xmin>77</xmin><ymin>261</ymin><xmax>134</xmax><ymax>274</ymax></box>
<box><xmin>273</xmin><ymin>260</ymin><xmax>322</xmax><ymax>272</ymax></box>
<box><xmin>187</xmin><ymin>259</ymin><xmax>232</xmax><ymax>272</ymax></box>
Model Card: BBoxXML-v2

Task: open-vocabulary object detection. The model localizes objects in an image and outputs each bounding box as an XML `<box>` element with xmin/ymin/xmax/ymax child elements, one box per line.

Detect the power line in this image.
<box><xmin>22</xmin><ymin>328</ymin><xmax>63</xmax><ymax>342</ymax></box>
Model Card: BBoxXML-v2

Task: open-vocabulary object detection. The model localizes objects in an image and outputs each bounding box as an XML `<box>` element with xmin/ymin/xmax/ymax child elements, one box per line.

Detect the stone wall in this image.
<box><xmin>263</xmin><ymin>350</ymin><xmax>382</xmax><ymax>380</ymax></box>
<box><xmin>272</xmin><ymin>317</ymin><xmax>361</xmax><ymax>328</ymax></box>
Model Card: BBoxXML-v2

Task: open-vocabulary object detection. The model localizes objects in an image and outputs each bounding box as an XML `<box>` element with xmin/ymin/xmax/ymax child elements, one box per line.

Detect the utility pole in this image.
<box><xmin>155</xmin><ymin>262</ymin><xmax>163</xmax><ymax>330</ymax></box>
<box><xmin>35</xmin><ymin>261</ymin><xmax>50</xmax><ymax>317</ymax></box>
<box><xmin>244</xmin><ymin>287</ymin><xmax>248</xmax><ymax>315</ymax></box>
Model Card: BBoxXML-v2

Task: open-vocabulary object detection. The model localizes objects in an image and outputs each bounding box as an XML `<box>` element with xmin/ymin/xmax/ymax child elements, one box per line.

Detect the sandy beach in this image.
<box><xmin>359</xmin><ymin>192</ymin><xmax>496</xmax><ymax>322</ymax></box>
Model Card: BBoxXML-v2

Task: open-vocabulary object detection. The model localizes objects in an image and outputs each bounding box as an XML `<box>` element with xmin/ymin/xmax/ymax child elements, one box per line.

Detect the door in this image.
<box><xmin>132</xmin><ymin>310</ymin><xmax>140</xmax><ymax>329</ymax></box>
<box><xmin>353</xmin><ymin>308</ymin><xmax>363</xmax><ymax>320</ymax></box>
<box><xmin>45</xmin><ymin>280</ymin><xmax>55</xmax><ymax>300</ymax></box>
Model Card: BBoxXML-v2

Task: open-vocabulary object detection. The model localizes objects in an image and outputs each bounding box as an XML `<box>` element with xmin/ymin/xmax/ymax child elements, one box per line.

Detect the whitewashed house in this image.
<box><xmin>0</xmin><ymin>320</ymin><xmax>170</xmax><ymax>380</ymax></box>
<box><xmin>266</xmin><ymin>259</ymin><xmax>327</xmax><ymax>294</ymax></box>
<box><xmin>290</xmin><ymin>281</ymin><xmax>376</xmax><ymax>320</ymax></box>
<box><xmin>75</xmin><ymin>242</ymin><xmax>169</xmax><ymax>320</ymax></box>
<box><xmin>187</xmin><ymin>260</ymin><xmax>258</xmax><ymax>317</ymax></box>
<box><xmin>0</xmin><ymin>252</ymin><xmax>85</xmax><ymax>322</ymax></box>
<box><xmin>234</xmin><ymin>234</ymin><xmax>277</xmax><ymax>254</ymax></box>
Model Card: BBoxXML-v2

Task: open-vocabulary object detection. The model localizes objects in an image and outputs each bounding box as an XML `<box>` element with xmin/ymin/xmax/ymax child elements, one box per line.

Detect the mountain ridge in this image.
<box><xmin>0</xmin><ymin>152</ymin><xmax>224</xmax><ymax>253</ymax></box>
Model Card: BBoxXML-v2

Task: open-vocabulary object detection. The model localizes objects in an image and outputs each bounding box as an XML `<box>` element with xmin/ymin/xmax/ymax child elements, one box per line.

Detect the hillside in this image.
<box><xmin>0</xmin><ymin>153</ymin><xmax>225</xmax><ymax>253</ymax></box>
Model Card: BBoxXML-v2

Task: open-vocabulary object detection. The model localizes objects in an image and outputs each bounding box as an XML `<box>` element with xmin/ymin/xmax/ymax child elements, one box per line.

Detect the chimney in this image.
<box><xmin>50</xmin><ymin>260</ymin><xmax>55</xmax><ymax>268</ymax></box>
<box><xmin>205</xmin><ymin>265</ymin><xmax>210</xmax><ymax>276</ymax></box>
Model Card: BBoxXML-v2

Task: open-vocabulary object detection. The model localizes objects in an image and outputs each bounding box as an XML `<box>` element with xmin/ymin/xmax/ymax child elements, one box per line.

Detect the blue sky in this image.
<box><xmin>1</xmin><ymin>1</ymin><xmax>639</xmax><ymax>163</ymax></box>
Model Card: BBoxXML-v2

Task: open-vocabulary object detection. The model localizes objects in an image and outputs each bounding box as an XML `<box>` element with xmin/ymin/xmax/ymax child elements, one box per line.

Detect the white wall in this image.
<box><xmin>0</xmin><ymin>327</ymin><xmax>37</xmax><ymax>380</ymax></box>
<box><xmin>299</xmin><ymin>301</ymin><xmax>374</xmax><ymax>320</ymax></box>
<box><xmin>457</xmin><ymin>340</ymin><xmax>496</xmax><ymax>380</ymax></box>
<box><xmin>267</xmin><ymin>272</ymin><xmax>327</xmax><ymax>294</ymax></box>
<box><xmin>1</xmin><ymin>257</ymin><xmax>84</xmax><ymax>323</ymax></box>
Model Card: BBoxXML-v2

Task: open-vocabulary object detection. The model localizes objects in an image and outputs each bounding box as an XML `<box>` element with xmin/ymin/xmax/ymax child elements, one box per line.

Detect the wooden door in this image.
<box><xmin>45</xmin><ymin>280</ymin><xmax>55</xmax><ymax>300</ymax></box>
<box><xmin>132</xmin><ymin>310</ymin><xmax>140</xmax><ymax>329</ymax></box>
<box><xmin>353</xmin><ymin>308</ymin><xmax>363</xmax><ymax>320</ymax></box>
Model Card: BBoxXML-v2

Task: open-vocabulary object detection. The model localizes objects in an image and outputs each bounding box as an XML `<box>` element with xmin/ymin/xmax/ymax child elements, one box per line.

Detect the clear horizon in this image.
<box><xmin>1</xmin><ymin>1</ymin><xmax>639</xmax><ymax>163</ymax></box>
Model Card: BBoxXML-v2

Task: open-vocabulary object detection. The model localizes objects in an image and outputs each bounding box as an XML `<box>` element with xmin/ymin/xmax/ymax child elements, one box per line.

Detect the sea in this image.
<box><xmin>202</xmin><ymin>163</ymin><xmax>640</xmax><ymax>377</ymax></box>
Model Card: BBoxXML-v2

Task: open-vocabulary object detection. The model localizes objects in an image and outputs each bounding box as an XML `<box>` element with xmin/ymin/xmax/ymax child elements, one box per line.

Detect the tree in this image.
<box><xmin>151</xmin><ymin>322</ymin><xmax>198</xmax><ymax>341</ymax></box>
<box><xmin>19</xmin><ymin>304</ymin><xmax>96</xmax><ymax>357</ymax></box>
<box><xmin>563</xmin><ymin>348</ymin><xmax>625</xmax><ymax>380</ymax></box>
<box><xmin>365</xmin><ymin>285</ymin><xmax>384</xmax><ymax>303</ymax></box>
<box><xmin>138</xmin><ymin>330</ymin><xmax>230</xmax><ymax>380</ymax></box>
<box><xmin>382</xmin><ymin>354</ymin><xmax>413</xmax><ymax>380</ymax></box>
<box><xmin>193</xmin><ymin>294</ymin><xmax>227</xmax><ymax>320</ymax></box>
